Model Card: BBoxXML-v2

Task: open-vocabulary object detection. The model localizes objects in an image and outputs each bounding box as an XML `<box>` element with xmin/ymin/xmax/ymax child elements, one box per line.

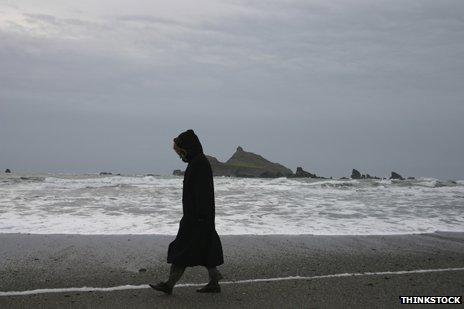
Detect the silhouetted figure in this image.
<box><xmin>150</xmin><ymin>129</ymin><xmax>224</xmax><ymax>295</ymax></box>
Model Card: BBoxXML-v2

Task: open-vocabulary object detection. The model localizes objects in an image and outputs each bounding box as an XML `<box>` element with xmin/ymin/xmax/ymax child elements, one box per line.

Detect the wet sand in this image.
<box><xmin>0</xmin><ymin>232</ymin><xmax>463</xmax><ymax>308</ymax></box>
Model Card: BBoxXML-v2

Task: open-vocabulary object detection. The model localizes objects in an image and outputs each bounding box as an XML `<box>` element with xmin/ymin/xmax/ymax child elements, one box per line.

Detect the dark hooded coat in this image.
<box><xmin>167</xmin><ymin>129</ymin><xmax>224</xmax><ymax>267</ymax></box>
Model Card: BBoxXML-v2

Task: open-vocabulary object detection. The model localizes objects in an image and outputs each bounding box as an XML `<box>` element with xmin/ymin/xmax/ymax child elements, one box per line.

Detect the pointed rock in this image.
<box><xmin>390</xmin><ymin>171</ymin><xmax>404</xmax><ymax>180</ymax></box>
<box><xmin>289</xmin><ymin>167</ymin><xmax>317</xmax><ymax>178</ymax></box>
<box><xmin>351</xmin><ymin>169</ymin><xmax>362</xmax><ymax>179</ymax></box>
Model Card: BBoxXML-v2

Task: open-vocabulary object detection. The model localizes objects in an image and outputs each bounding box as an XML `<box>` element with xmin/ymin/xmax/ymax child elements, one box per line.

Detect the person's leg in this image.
<box><xmin>206</xmin><ymin>266</ymin><xmax>223</xmax><ymax>285</ymax></box>
<box><xmin>165</xmin><ymin>264</ymin><xmax>186</xmax><ymax>288</ymax></box>
<box><xmin>197</xmin><ymin>266</ymin><xmax>222</xmax><ymax>293</ymax></box>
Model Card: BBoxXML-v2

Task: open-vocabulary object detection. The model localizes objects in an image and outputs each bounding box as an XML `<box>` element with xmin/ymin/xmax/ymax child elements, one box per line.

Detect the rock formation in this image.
<box><xmin>364</xmin><ymin>174</ymin><xmax>381</xmax><ymax>180</ymax></box>
<box><xmin>288</xmin><ymin>167</ymin><xmax>318</xmax><ymax>178</ymax></box>
<box><xmin>5</xmin><ymin>169</ymin><xmax>11</xmax><ymax>173</ymax></box>
<box><xmin>173</xmin><ymin>169</ymin><xmax>184</xmax><ymax>176</ymax></box>
<box><xmin>174</xmin><ymin>146</ymin><xmax>293</xmax><ymax>178</ymax></box>
<box><xmin>223</xmin><ymin>146</ymin><xmax>293</xmax><ymax>177</ymax></box>
<box><xmin>211</xmin><ymin>147</ymin><xmax>293</xmax><ymax>177</ymax></box>
<box><xmin>205</xmin><ymin>155</ymin><xmax>235</xmax><ymax>176</ymax></box>
<box><xmin>390</xmin><ymin>171</ymin><xmax>404</xmax><ymax>180</ymax></box>
<box><xmin>350</xmin><ymin>169</ymin><xmax>382</xmax><ymax>179</ymax></box>
<box><xmin>171</xmin><ymin>150</ymin><xmax>415</xmax><ymax>180</ymax></box>
<box><xmin>351</xmin><ymin>169</ymin><xmax>362</xmax><ymax>179</ymax></box>
<box><xmin>99</xmin><ymin>172</ymin><xmax>112</xmax><ymax>176</ymax></box>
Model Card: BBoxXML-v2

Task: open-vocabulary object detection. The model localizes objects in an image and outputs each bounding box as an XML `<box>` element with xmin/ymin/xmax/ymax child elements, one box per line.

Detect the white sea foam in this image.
<box><xmin>0</xmin><ymin>174</ymin><xmax>463</xmax><ymax>235</ymax></box>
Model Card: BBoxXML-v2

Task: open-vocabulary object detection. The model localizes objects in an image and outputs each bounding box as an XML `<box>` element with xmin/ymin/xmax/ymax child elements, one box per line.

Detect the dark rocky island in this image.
<box><xmin>350</xmin><ymin>169</ymin><xmax>414</xmax><ymax>180</ymax></box>
<box><xmin>351</xmin><ymin>169</ymin><xmax>362</xmax><ymax>179</ymax></box>
<box><xmin>172</xmin><ymin>169</ymin><xmax>184</xmax><ymax>176</ymax></box>
<box><xmin>390</xmin><ymin>171</ymin><xmax>404</xmax><ymax>180</ymax></box>
<box><xmin>207</xmin><ymin>146</ymin><xmax>293</xmax><ymax>178</ymax></box>
<box><xmin>173</xmin><ymin>146</ymin><xmax>296</xmax><ymax>178</ymax></box>
<box><xmin>5</xmin><ymin>169</ymin><xmax>11</xmax><ymax>173</ymax></box>
<box><xmin>172</xmin><ymin>149</ymin><xmax>415</xmax><ymax>180</ymax></box>
<box><xmin>350</xmin><ymin>169</ymin><xmax>381</xmax><ymax>179</ymax></box>
<box><xmin>288</xmin><ymin>167</ymin><xmax>319</xmax><ymax>178</ymax></box>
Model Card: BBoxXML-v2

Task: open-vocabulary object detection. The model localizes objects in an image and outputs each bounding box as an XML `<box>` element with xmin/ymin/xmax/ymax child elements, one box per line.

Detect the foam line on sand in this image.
<box><xmin>1</xmin><ymin>267</ymin><xmax>463</xmax><ymax>297</ymax></box>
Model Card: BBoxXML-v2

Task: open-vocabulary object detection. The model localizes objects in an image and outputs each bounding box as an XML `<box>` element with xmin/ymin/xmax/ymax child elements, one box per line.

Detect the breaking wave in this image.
<box><xmin>0</xmin><ymin>174</ymin><xmax>463</xmax><ymax>235</ymax></box>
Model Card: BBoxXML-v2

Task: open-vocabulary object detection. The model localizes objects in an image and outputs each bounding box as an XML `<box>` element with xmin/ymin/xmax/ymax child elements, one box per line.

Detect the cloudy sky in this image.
<box><xmin>1</xmin><ymin>0</ymin><xmax>463</xmax><ymax>179</ymax></box>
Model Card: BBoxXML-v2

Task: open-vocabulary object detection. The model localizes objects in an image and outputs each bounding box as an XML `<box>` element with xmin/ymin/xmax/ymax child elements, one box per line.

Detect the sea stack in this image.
<box><xmin>173</xmin><ymin>169</ymin><xmax>184</xmax><ymax>176</ymax></box>
<box><xmin>174</xmin><ymin>146</ymin><xmax>293</xmax><ymax>178</ymax></box>
<box><xmin>223</xmin><ymin>146</ymin><xmax>293</xmax><ymax>177</ymax></box>
<box><xmin>350</xmin><ymin>169</ymin><xmax>381</xmax><ymax>179</ymax></box>
<box><xmin>390</xmin><ymin>171</ymin><xmax>404</xmax><ymax>180</ymax></box>
<box><xmin>351</xmin><ymin>169</ymin><xmax>362</xmax><ymax>179</ymax></box>
<box><xmin>288</xmin><ymin>167</ymin><xmax>318</xmax><ymax>178</ymax></box>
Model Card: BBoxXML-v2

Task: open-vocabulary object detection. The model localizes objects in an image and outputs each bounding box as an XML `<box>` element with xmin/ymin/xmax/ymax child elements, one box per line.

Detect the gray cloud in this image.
<box><xmin>116</xmin><ymin>14</ymin><xmax>184</xmax><ymax>26</ymax></box>
<box><xmin>1</xmin><ymin>0</ymin><xmax>463</xmax><ymax>178</ymax></box>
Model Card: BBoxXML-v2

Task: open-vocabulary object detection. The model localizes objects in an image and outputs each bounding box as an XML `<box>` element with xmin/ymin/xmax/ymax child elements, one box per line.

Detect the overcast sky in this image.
<box><xmin>1</xmin><ymin>0</ymin><xmax>463</xmax><ymax>179</ymax></box>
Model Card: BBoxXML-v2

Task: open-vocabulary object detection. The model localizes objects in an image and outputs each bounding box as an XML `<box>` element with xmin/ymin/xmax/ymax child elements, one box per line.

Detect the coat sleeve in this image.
<box><xmin>193</xmin><ymin>163</ymin><xmax>214</xmax><ymax>223</ymax></box>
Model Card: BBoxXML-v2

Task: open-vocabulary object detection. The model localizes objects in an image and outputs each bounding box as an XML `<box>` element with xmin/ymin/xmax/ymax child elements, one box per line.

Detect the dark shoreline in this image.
<box><xmin>1</xmin><ymin>232</ymin><xmax>463</xmax><ymax>308</ymax></box>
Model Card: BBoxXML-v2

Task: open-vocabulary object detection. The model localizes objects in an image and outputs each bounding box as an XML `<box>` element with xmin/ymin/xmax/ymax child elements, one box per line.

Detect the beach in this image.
<box><xmin>1</xmin><ymin>232</ymin><xmax>463</xmax><ymax>308</ymax></box>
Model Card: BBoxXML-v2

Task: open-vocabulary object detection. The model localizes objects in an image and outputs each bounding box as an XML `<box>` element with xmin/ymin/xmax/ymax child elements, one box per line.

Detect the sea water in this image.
<box><xmin>0</xmin><ymin>174</ymin><xmax>463</xmax><ymax>235</ymax></box>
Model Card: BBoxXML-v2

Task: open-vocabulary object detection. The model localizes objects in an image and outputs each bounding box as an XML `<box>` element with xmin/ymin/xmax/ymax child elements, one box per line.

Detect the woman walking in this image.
<box><xmin>150</xmin><ymin>129</ymin><xmax>224</xmax><ymax>295</ymax></box>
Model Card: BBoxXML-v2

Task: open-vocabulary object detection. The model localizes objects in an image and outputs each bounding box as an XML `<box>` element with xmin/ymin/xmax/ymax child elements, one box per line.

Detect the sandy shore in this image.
<box><xmin>0</xmin><ymin>232</ymin><xmax>463</xmax><ymax>308</ymax></box>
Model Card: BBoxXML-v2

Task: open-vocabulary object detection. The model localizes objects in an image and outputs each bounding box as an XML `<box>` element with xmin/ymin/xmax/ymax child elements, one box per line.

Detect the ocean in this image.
<box><xmin>0</xmin><ymin>174</ymin><xmax>463</xmax><ymax>235</ymax></box>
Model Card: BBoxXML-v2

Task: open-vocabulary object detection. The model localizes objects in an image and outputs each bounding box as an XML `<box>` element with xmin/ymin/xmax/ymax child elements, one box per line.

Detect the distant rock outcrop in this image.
<box><xmin>172</xmin><ymin>148</ymin><xmax>416</xmax><ymax>180</ymax></box>
<box><xmin>173</xmin><ymin>146</ymin><xmax>293</xmax><ymax>178</ymax></box>
<box><xmin>288</xmin><ymin>167</ymin><xmax>318</xmax><ymax>178</ymax></box>
<box><xmin>205</xmin><ymin>155</ymin><xmax>234</xmax><ymax>176</ymax></box>
<box><xmin>173</xmin><ymin>169</ymin><xmax>184</xmax><ymax>176</ymax></box>
<box><xmin>211</xmin><ymin>147</ymin><xmax>293</xmax><ymax>177</ymax></box>
<box><xmin>5</xmin><ymin>169</ymin><xmax>11</xmax><ymax>173</ymax></box>
<box><xmin>351</xmin><ymin>169</ymin><xmax>362</xmax><ymax>179</ymax></box>
<box><xmin>364</xmin><ymin>174</ymin><xmax>381</xmax><ymax>180</ymax></box>
<box><xmin>350</xmin><ymin>169</ymin><xmax>381</xmax><ymax>179</ymax></box>
<box><xmin>99</xmin><ymin>172</ymin><xmax>112</xmax><ymax>176</ymax></box>
<box><xmin>390</xmin><ymin>171</ymin><xmax>404</xmax><ymax>180</ymax></box>
<box><xmin>223</xmin><ymin>146</ymin><xmax>293</xmax><ymax>178</ymax></box>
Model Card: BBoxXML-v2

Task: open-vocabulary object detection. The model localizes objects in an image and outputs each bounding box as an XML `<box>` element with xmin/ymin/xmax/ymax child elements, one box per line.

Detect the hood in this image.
<box><xmin>173</xmin><ymin>129</ymin><xmax>204</xmax><ymax>163</ymax></box>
